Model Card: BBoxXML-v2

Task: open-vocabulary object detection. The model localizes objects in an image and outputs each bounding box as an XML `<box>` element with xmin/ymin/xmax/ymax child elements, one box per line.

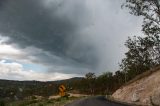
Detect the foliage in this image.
<box><xmin>123</xmin><ymin>0</ymin><xmax>160</xmax><ymax>36</ymax></box>
<box><xmin>0</xmin><ymin>100</ymin><xmax>5</xmax><ymax>106</ymax></box>
<box><xmin>73</xmin><ymin>72</ymin><xmax>126</xmax><ymax>95</ymax></box>
<box><xmin>7</xmin><ymin>96</ymin><xmax>81</xmax><ymax>106</ymax></box>
<box><xmin>120</xmin><ymin>0</ymin><xmax>160</xmax><ymax>81</ymax></box>
<box><xmin>85</xmin><ymin>72</ymin><xmax>96</xmax><ymax>80</ymax></box>
<box><xmin>120</xmin><ymin>36</ymin><xmax>160</xmax><ymax>81</ymax></box>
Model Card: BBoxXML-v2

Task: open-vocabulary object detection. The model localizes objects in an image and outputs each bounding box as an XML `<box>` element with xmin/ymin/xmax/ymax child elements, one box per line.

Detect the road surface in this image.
<box><xmin>65</xmin><ymin>96</ymin><xmax>132</xmax><ymax>106</ymax></box>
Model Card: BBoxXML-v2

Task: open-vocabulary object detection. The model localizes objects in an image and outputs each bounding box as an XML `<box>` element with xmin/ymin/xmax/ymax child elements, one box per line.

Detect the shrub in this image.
<box><xmin>0</xmin><ymin>100</ymin><xmax>5</xmax><ymax>106</ymax></box>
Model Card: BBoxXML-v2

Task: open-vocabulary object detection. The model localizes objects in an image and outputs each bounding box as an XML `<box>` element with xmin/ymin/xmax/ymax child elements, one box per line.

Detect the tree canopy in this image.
<box><xmin>123</xmin><ymin>0</ymin><xmax>160</xmax><ymax>36</ymax></box>
<box><xmin>120</xmin><ymin>0</ymin><xmax>160</xmax><ymax>81</ymax></box>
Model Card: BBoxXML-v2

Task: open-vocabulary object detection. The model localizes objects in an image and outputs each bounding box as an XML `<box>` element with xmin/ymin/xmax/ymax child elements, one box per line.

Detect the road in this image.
<box><xmin>65</xmin><ymin>96</ymin><xmax>132</xmax><ymax>106</ymax></box>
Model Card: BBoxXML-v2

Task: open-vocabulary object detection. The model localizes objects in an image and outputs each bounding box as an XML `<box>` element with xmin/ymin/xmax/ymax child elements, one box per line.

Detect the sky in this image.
<box><xmin>0</xmin><ymin>0</ymin><xmax>142</xmax><ymax>81</ymax></box>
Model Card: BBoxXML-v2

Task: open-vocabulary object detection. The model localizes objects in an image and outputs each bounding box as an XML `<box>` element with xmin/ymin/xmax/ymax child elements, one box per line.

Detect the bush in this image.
<box><xmin>31</xmin><ymin>96</ymin><xmax>37</xmax><ymax>100</ymax></box>
<box><xmin>46</xmin><ymin>100</ymin><xmax>54</xmax><ymax>103</ymax></box>
<box><xmin>29</xmin><ymin>100</ymin><xmax>38</xmax><ymax>104</ymax></box>
<box><xmin>0</xmin><ymin>100</ymin><xmax>5</xmax><ymax>106</ymax></box>
<box><xmin>38</xmin><ymin>103</ymin><xmax>43</xmax><ymax>106</ymax></box>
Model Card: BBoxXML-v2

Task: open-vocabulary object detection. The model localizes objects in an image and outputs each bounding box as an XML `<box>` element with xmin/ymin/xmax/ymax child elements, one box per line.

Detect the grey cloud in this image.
<box><xmin>0</xmin><ymin>0</ymin><xmax>96</xmax><ymax>72</ymax></box>
<box><xmin>0</xmin><ymin>0</ymin><xmax>142</xmax><ymax>74</ymax></box>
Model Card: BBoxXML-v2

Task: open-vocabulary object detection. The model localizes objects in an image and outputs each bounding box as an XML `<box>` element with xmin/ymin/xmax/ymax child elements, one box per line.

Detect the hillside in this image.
<box><xmin>112</xmin><ymin>66</ymin><xmax>160</xmax><ymax>106</ymax></box>
<box><xmin>0</xmin><ymin>77</ymin><xmax>83</xmax><ymax>100</ymax></box>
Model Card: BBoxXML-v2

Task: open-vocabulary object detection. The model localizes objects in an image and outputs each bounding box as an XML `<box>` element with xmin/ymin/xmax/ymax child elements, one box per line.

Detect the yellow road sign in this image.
<box><xmin>59</xmin><ymin>85</ymin><xmax>66</xmax><ymax>91</ymax></box>
<box><xmin>59</xmin><ymin>84</ymin><xmax>66</xmax><ymax>97</ymax></box>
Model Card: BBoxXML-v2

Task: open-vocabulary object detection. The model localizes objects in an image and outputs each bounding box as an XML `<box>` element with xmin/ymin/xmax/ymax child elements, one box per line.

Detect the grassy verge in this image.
<box><xmin>5</xmin><ymin>96</ymin><xmax>85</xmax><ymax>106</ymax></box>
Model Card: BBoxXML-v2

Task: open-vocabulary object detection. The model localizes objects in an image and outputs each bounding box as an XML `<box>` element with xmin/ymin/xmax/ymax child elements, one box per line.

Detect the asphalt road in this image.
<box><xmin>65</xmin><ymin>96</ymin><xmax>131</xmax><ymax>106</ymax></box>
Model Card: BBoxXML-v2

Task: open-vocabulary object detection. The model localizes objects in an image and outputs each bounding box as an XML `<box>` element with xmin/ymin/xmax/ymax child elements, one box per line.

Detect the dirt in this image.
<box><xmin>49</xmin><ymin>93</ymin><xmax>89</xmax><ymax>99</ymax></box>
<box><xmin>112</xmin><ymin>66</ymin><xmax>160</xmax><ymax>106</ymax></box>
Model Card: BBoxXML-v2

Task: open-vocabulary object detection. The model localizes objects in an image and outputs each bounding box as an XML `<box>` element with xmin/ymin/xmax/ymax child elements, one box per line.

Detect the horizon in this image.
<box><xmin>0</xmin><ymin>76</ymin><xmax>84</xmax><ymax>82</ymax></box>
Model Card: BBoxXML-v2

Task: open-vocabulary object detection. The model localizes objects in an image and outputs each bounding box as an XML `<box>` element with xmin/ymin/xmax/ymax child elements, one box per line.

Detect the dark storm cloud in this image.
<box><xmin>0</xmin><ymin>0</ymin><xmax>142</xmax><ymax>74</ymax></box>
<box><xmin>0</xmin><ymin>0</ymin><xmax>98</xmax><ymax>73</ymax></box>
<box><xmin>0</xmin><ymin>0</ymin><xmax>76</xmax><ymax>50</ymax></box>
<box><xmin>0</xmin><ymin>0</ymin><xmax>6</xmax><ymax>8</ymax></box>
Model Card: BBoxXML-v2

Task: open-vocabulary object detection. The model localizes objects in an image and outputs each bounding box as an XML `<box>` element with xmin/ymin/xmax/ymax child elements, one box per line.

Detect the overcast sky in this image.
<box><xmin>0</xmin><ymin>0</ymin><xmax>142</xmax><ymax>81</ymax></box>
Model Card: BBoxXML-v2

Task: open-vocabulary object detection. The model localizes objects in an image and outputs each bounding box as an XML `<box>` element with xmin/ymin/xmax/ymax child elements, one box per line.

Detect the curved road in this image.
<box><xmin>65</xmin><ymin>96</ymin><xmax>131</xmax><ymax>106</ymax></box>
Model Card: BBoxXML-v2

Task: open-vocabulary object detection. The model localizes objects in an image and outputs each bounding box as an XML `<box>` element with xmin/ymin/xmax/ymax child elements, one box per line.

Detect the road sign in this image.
<box><xmin>59</xmin><ymin>85</ymin><xmax>66</xmax><ymax>91</ymax></box>
<box><xmin>59</xmin><ymin>85</ymin><xmax>66</xmax><ymax>97</ymax></box>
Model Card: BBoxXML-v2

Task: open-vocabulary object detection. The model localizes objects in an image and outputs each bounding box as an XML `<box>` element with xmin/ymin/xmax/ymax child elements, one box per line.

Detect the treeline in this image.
<box><xmin>67</xmin><ymin>72</ymin><xmax>126</xmax><ymax>95</ymax></box>
<box><xmin>0</xmin><ymin>80</ymin><xmax>60</xmax><ymax>100</ymax></box>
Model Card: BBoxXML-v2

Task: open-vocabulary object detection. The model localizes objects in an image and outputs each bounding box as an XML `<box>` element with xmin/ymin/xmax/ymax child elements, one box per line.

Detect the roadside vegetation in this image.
<box><xmin>2</xmin><ymin>96</ymin><xmax>84</xmax><ymax>106</ymax></box>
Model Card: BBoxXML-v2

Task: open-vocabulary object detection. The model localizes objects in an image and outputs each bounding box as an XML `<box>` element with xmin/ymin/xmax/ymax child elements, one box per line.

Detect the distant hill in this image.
<box><xmin>0</xmin><ymin>77</ymin><xmax>83</xmax><ymax>100</ymax></box>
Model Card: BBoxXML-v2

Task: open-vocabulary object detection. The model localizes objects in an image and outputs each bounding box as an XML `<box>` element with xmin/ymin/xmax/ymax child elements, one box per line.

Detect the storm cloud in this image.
<box><xmin>0</xmin><ymin>0</ymin><xmax>142</xmax><ymax>75</ymax></box>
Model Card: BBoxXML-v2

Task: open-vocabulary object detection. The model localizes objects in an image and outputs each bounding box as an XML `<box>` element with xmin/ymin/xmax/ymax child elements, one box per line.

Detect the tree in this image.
<box><xmin>85</xmin><ymin>72</ymin><xmax>96</xmax><ymax>80</ymax></box>
<box><xmin>84</xmin><ymin>72</ymin><xmax>96</xmax><ymax>94</ymax></box>
<box><xmin>97</xmin><ymin>72</ymin><xmax>113</xmax><ymax>94</ymax></box>
<box><xmin>114</xmin><ymin>71</ymin><xmax>125</xmax><ymax>86</ymax></box>
<box><xmin>120</xmin><ymin>0</ymin><xmax>160</xmax><ymax>81</ymax></box>
<box><xmin>120</xmin><ymin>35</ymin><xmax>160</xmax><ymax>81</ymax></box>
<box><xmin>123</xmin><ymin>0</ymin><xmax>160</xmax><ymax>36</ymax></box>
<box><xmin>123</xmin><ymin>0</ymin><xmax>160</xmax><ymax>63</ymax></box>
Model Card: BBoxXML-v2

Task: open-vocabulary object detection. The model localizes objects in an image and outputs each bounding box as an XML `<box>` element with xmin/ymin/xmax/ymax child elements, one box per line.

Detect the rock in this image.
<box><xmin>112</xmin><ymin>67</ymin><xmax>160</xmax><ymax>106</ymax></box>
<box><xmin>142</xmin><ymin>98</ymin><xmax>151</xmax><ymax>105</ymax></box>
<box><xmin>151</xmin><ymin>92</ymin><xmax>160</xmax><ymax>106</ymax></box>
<box><xmin>131</xmin><ymin>91</ymin><xmax>139</xmax><ymax>102</ymax></box>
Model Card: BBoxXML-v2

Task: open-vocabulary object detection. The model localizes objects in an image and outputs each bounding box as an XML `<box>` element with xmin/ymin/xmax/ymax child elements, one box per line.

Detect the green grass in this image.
<box><xmin>5</xmin><ymin>96</ymin><xmax>83</xmax><ymax>106</ymax></box>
